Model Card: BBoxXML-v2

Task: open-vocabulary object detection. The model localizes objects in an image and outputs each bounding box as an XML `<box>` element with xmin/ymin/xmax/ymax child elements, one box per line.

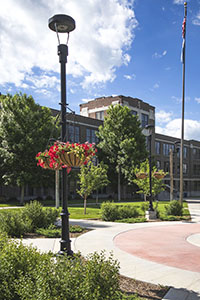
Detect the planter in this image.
<box><xmin>40</xmin><ymin>159</ymin><xmax>62</xmax><ymax>170</ymax></box>
<box><xmin>136</xmin><ymin>172</ymin><xmax>148</xmax><ymax>179</ymax></box>
<box><xmin>59</xmin><ymin>151</ymin><xmax>87</xmax><ymax>167</ymax></box>
<box><xmin>153</xmin><ymin>172</ymin><xmax>165</xmax><ymax>179</ymax></box>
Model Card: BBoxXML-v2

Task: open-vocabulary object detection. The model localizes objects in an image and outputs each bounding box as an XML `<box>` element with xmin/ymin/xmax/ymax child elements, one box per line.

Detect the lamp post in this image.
<box><xmin>48</xmin><ymin>14</ymin><xmax>75</xmax><ymax>255</ymax></box>
<box><xmin>145</xmin><ymin>124</ymin><xmax>156</xmax><ymax>219</ymax></box>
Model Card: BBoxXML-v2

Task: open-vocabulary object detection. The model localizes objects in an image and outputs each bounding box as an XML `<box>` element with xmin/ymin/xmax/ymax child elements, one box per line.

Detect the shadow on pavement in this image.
<box><xmin>163</xmin><ymin>287</ymin><xmax>200</xmax><ymax>300</ymax></box>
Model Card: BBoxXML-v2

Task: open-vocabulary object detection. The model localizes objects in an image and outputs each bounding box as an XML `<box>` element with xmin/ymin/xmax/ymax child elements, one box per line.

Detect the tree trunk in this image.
<box><xmin>118</xmin><ymin>168</ymin><xmax>121</xmax><ymax>202</ymax></box>
<box><xmin>20</xmin><ymin>184</ymin><xmax>25</xmax><ymax>205</ymax></box>
<box><xmin>84</xmin><ymin>195</ymin><xmax>87</xmax><ymax>215</ymax></box>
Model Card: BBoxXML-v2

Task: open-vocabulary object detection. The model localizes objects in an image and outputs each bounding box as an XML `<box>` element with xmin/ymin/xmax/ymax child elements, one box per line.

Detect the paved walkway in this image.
<box><xmin>21</xmin><ymin>199</ymin><xmax>200</xmax><ymax>300</ymax></box>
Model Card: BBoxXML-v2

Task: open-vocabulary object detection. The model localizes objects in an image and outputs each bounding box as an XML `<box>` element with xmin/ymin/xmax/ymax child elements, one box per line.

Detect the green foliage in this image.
<box><xmin>96</xmin><ymin>104</ymin><xmax>147</xmax><ymax>183</ymax></box>
<box><xmin>0</xmin><ymin>210</ymin><xmax>32</xmax><ymax>238</ymax></box>
<box><xmin>0</xmin><ymin>93</ymin><xmax>58</xmax><ymax>203</ymax></box>
<box><xmin>77</xmin><ymin>161</ymin><xmax>109</xmax><ymax>214</ymax></box>
<box><xmin>159</xmin><ymin>215</ymin><xmax>190</xmax><ymax>221</ymax></box>
<box><xmin>22</xmin><ymin>200</ymin><xmax>59</xmax><ymax>230</ymax></box>
<box><xmin>101</xmin><ymin>202</ymin><xmax>139</xmax><ymax>221</ymax></box>
<box><xmin>36</xmin><ymin>224</ymin><xmax>84</xmax><ymax>238</ymax></box>
<box><xmin>0</xmin><ymin>234</ymin><xmax>122</xmax><ymax>300</ymax></box>
<box><xmin>115</xmin><ymin>217</ymin><xmax>147</xmax><ymax>223</ymax></box>
<box><xmin>0</xmin><ymin>201</ymin><xmax>59</xmax><ymax>237</ymax></box>
<box><xmin>133</xmin><ymin>159</ymin><xmax>167</xmax><ymax>197</ymax></box>
<box><xmin>164</xmin><ymin>200</ymin><xmax>183</xmax><ymax>216</ymax></box>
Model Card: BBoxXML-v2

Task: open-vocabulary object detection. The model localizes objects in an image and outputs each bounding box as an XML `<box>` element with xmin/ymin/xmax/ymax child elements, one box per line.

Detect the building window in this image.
<box><xmin>141</xmin><ymin>113</ymin><xmax>149</xmax><ymax>128</ymax></box>
<box><xmin>193</xmin><ymin>164</ymin><xmax>200</xmax><ymax>175</ymax></box>
<box><xmin>131</xmin><ymin>110</ymin><xmax>137</xmax><ymax>116</ymax></box>
<box><xmin>68</xmin><ymin>125</ymin><xmax>80</xmax><ymax>143</ymax></box>
<box><xmin>163</xmin><ymin>143</ymin><xmax>174</xmax><ymax>156</ymax></box>
<box><xmin>156</xmin><ymin>160</ymin><xmax>161</xmax><ymax>170</ymax></box>
<box><xmin>164</xmin><ymin>161</ymin><xmax>170</xmax><ymax>172</ymax></box>
<box><xmin>184</xmin><ymin>147</ymin><xmax>187</xmax><ymax>159</ymax></box>
<box><xmin>96</xmin><ymin>111</ymin><xmax>104</xmax><ymax>120</ymax></box>
<box><xmin>183</xmin><ymin>163</ymin><xmax>187</xmax><ymax>174</ymax></box>
<box><xmin>193</xmin><ymin>148</ymin><xmax>200</xmax><ymax>159</ymax></box>
<box><xmin>86</xmin><ymin>128</ymin><xmax>98</xmax><ymax>143</ymax></box>
<box><xmin>155</xmin><ymin>141</ymin><xmax>161</xmax><ymax>155</ymax></box>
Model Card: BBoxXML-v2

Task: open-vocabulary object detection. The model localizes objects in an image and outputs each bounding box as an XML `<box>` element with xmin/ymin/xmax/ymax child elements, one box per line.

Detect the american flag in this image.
<box><xmin>181</xmin><ymin>16</ymin><xmax>186</xmax><ymax>63</ymax></box>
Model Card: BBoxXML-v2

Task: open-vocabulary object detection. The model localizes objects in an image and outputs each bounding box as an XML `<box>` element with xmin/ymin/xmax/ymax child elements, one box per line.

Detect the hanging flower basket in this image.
<box><xmin>136</xmin><ymin>172</ymin><xmax>148</xmax><ymax>179</ymax></box>
<box><xmin>153</xmin><ymin>172</ymin><xmax>165</xmax><ymax>179</ymax></box>
<box><xmin>36</xmin><ymin>141</ymin><xmax>97</xmax><ymax>172</ymax></box>
<box><xmin>36</xmin><ymin>152</ymin><xmax>62</xmax><ymax>170</ymax></box>
<box><xmin>59</xmin><ymin>151</ymin><xmax>88</xmax><ymax>167</ymax></box>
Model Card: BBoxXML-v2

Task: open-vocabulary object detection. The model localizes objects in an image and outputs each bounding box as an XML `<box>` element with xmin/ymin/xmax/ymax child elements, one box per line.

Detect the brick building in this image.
<box><xmin>80</xmin><ymin>95</ymin><xmax>200</xmax><ymax>197</ymax></box>
<box><xmin>1</xmin><ymin>95</ymin><xmax>200</xmax><ymax>200</ymax></box>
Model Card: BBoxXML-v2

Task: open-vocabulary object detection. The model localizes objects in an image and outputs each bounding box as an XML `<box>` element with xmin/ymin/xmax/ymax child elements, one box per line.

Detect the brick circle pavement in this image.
<box><xmin>114</xmin><ymin>223</ymin><xmax>200</xmax><ymax>273</ymax></box>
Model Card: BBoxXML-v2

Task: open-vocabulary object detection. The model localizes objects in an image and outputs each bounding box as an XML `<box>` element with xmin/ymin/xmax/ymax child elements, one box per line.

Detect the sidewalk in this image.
<box><xmin>22</xmin><ymin>199</ymin><xmax>200</xmax><ymax>300</ymax></box>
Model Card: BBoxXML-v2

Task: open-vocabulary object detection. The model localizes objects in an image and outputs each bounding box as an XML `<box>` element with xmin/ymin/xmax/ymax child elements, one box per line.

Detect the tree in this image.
<box><xmin>0</xmin><ymin>93</ymin><xmax>58</xmax><ymax>203</ymax></box>
<box><xmin>96</xmin><ymin>104</ymin><xmax>147</xmax><ymax>201</ymax></box>
<box><xmin>77</xmin><ymin>161</ymin><xmax>109</xmax><ymax>214</ymax></box>
<box><xmin>133</xmin><ymin>159</ymin><xmax>167</xmax><ymax>200</ymax></box>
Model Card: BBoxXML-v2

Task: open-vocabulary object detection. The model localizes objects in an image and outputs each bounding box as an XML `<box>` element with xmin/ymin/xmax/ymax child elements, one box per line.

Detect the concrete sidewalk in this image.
<box><xmin>22</xmin><ymin>199</ymin><xmax>200</xmax><ymax>300</ymax></box>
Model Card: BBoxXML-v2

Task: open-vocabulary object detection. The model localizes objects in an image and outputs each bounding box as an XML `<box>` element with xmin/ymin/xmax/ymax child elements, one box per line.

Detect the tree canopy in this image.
<box><xmin>96</xmin><ymin>104</ymin><xmax>148</xmax><ymax>183</ymax></box>
<box><xmin>77</xmin><ymin>161</ymin><xmax>109</xmax><ymax>214</ymax></box>
<box><xmin>133</xmin><ymin>159</ymin><xmax>167</xmax><ymax>199</ymax></box>
<box><xmin>0</xmin><ymin>93</ymin><xmax>58</xmax><ymax>202</ymax></box>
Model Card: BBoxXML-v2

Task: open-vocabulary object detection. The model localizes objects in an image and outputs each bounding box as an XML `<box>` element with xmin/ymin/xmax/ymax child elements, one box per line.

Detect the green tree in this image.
<box><xmin>133</xmin><ymin>159</ymin><xmax>167</xmax><ymax>200</ymax></box>
<box><xmin>96</xmin><ymin>104</ymin><xmax>147</xmax><ymax>201</ymax></box>
<box><xmin>77</xmin><ymin>161</ymin><xmax>109</xmax><ymax>214</ymax></box>
<box><xmin>0</xmin><ymin>93</ymin><xmax>57</xmax><ymax>204</ymax></box>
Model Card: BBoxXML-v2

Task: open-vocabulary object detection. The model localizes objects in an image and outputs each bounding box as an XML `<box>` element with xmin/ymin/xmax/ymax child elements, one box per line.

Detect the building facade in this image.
<box><xmin>1</xmin><ymin>95</ymin><xmax>200</xmax><ymax>200</ymax></box>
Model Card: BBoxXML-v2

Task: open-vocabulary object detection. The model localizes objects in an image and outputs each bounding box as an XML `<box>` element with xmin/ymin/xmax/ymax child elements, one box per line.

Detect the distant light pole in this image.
<box><xmin>145</xmin><ymin>124</ymin><xmax>155</xmax><ymax>214</ymax></box>
<box><xmin>48</xmin><ymin>14</ymin><xmax>75</xmax><ymax>255</ymax></box>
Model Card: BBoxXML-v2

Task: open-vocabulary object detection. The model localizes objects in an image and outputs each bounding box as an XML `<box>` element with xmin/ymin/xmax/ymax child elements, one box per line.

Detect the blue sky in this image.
<box><xmin>0</xmin><ymin>0</ymin><xmax>200</xmax><ymax>140</ymax></box>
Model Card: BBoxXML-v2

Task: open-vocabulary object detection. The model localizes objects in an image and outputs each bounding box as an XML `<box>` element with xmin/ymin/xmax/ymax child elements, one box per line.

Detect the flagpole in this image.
<box><xmin>179</xmin><ymin>2</ymin><xmax>187</xmax><ymax>204</ymax></box>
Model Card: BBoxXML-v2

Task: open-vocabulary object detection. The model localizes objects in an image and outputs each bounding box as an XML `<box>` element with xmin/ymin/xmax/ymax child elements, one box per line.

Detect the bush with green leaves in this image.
<box><xmin>101</xmin><ymin>202</ymin><xmax>139</xmax><ymax>221</ymax></box>
<box><xmin>0</xmin><ymin>210</ymin><xmax>32</xmax><ymax>237</ymax></box>
<box><xmin>0</xmin><ymin>233</ymin><xmax>123</xmax><ymax>300</ymax></box>
<box><xmin>164</xmin><ymin>200</ymin><xmax>183</xmax><ymax>216</ymax></box>
<box><xmin>0</xmin><ymin>201</ymin><xmax>59</xmax><ymax>237</ymax></box>
<box><xmin>36</xmin><ymin>224</ymin><xmax>84</xmax><ymax>238</ymax></box>
<box><xmin>22</xmin><ymin>200</ymin><xmax>59</xmax><ymax>229</ymax></box>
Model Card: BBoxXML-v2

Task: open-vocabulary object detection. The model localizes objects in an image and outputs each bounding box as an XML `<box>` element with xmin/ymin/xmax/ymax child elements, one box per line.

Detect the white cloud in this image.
<box><xmin>156</xmin><ymin>110</ymin><xmax>173</xmax><ymax>124</ymax></box>
<box><xmin>152</xmin><ymin>50</ymin><xmax>167</xmax><ymax>59</ymax></box>
<box><xmin>173</xmin><ymin>0</ymin><xmax>185</xmax><ymax>4</ymax></box>
<box><xmin>156</xmin><ymin>119</ymin><xmax>200</xmax><ymax>141</ymax></box>
<box><xmin>124</xmin><ymin>74</ymin><xmax>136</xmax><ymax>80</ymax></box>
<box><xmin>172</xmin><ymin>95</ymin><xmax>182</xmax><ymax>103</ymax></box>
<box><xmin>0</xmin><ymin>0</ymin><xmax>137</xmax><ymax>90</ymax></box>
<box><xmin>150</xmin><ymin>82</ymin><xmax>159</xmax><ymax>91</ymax></box>
<box><xmin>195</xmin><ymin>97</ymin><xmax>200</xmax><ymax>104</ymax></box>
<box><xmin>193</xmin><ymin>12</ymin><xmax>200</xmax><ymax>26</ymax></box>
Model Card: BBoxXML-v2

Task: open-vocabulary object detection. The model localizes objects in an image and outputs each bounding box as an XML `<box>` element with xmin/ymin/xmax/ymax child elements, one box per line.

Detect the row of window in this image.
<box><xmin>68</xmin><ymin>125</ymin><xmax>98</xmax><ymax>144</ymax></box>
<box><xmin>95</xmin><ymin>110</ymin><xmax>149</xmax><ymax>128</ymax></box>
<box><xmin>156</xmin><ymin>141</ymin><xmax>188</xmax><ymax>158</ymax></box>
<box><xmin>157</xmin><ymin>160</ymin><xmax>200</xmax><ymax>176</ymax></box>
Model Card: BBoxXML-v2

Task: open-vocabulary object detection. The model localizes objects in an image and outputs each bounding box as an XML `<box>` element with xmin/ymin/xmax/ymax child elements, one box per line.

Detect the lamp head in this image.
<box><xmin>48</xmin><ymin>14</ymin><xmax>75</xmax><ymax>33</ymax></box>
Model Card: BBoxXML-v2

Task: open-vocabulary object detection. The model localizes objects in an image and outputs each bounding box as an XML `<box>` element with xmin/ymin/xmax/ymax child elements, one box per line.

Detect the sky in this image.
<box><xmin>0</xmin><ymin>0</ymin><xmax>200</xmax><ymax>141</ymax></box>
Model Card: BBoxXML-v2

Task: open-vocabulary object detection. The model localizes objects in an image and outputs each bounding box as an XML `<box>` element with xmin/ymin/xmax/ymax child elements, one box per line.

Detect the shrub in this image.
<box><xmin>0</xmin><ymin>210</ymin><xmax>32</xmax><ymax>237</ymax></box>
<box><xmin>22</xmin><ymin>201</ymin><xmax>59</xmax><ymax>230</ymax></box>
<box><xmin>101</xmin><ymin>202</ymin><xmax>119</xmax><ymax>221</ymax></box>
<box><xmin>0</xmin><ymin>234</ymin><xmax>122</xmax><ymax>300</ymax></box>
<box><xmin>101</xmin><ymin>202</ymin><xmax>139</xmax><ymax>221</ymax></box>
<box><xmin>115</xmin><ymin>217</ymin><xmax>147</xmax><ymax>223</ymax></box>
<box><xmin>165</xmin><ymin>200</ymin><xmax>183</xmax><ymax>216</ymax></box>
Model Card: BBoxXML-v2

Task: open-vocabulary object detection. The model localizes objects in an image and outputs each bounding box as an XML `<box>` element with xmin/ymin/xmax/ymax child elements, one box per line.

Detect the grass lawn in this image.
<box><xmin>0</xmin><ymin>200</ymin><xmax>190</xmax><ymax>221</ymax></box>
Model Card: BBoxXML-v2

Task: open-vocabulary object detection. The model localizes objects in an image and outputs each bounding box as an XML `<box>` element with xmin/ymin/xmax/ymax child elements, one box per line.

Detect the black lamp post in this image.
<box><xmin>48</xmin><ymin>14</ymin><xmax>75</xmax><ymax>255</ymax></box>
<box><xmin>145</xmin><ymin>124</ymin><xmax>154</xmax><ymax>212</ymax></box>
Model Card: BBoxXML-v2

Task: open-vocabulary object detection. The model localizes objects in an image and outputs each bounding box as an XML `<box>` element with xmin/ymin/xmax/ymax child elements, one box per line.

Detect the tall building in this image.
<box><xmin>80</xmin><ymin>95</ymin><xmax>200</xmax><ymax>197</ymax></box>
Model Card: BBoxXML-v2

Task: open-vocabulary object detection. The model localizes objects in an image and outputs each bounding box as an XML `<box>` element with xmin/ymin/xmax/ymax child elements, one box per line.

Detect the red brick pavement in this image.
<box><xmin>114</xmin><ymin>223</ymin><xmax>200</xmax><ymax>272</ymax></box>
